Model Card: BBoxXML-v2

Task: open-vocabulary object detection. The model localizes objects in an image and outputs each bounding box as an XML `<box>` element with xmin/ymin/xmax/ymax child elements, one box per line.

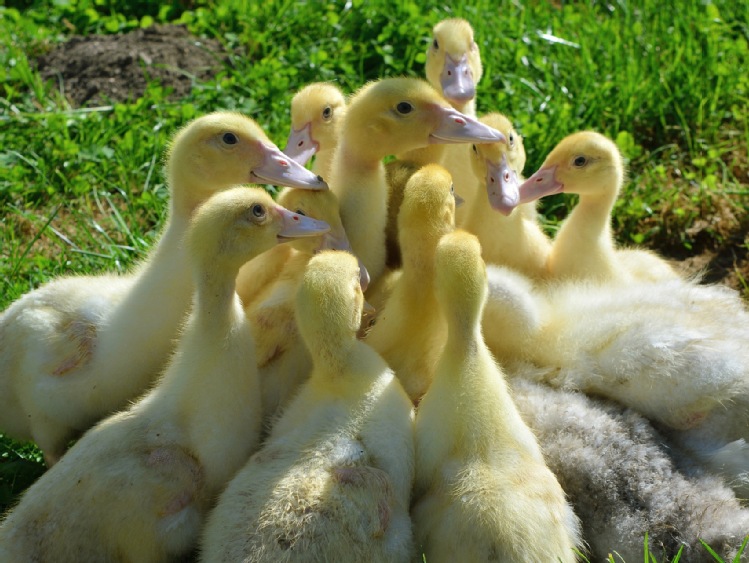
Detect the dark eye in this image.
<box><xmin>251</xmin><ymin>204</ymin><xmax>266</xmax><ymax>219</ymax></box>
<box><xmin>509</xmin><ymin>134</ymin><xmax>515</xmax><ymax>146</ymax></box>
<box><xmin>223</xmin><ymin>132</ymin><xmax>238</xmax><ymax>145</ymax></box>
<box><xmin>396</xmin><ymin>102</ymin><xmax>413</xmax><ymax>115</ymax></box>
<box><xmin>295</xmin><ymin>208</ymin><xmax>307</xmax><ymax>216</ymax></box>
<box><xmin>450</xmin><ymin>183</ymin><xmax>455</xmax><ymax>194</ymax></box>
<box><xmin>322</xmin><ymin>106</ymin><xmax>333</xmax><ymax>120</ymax></box>
<box><xmin>573</xmin><ymin>156</ymin><xmax>587</xmax><ymax>167</ymax></box>
<box><xmin>472</xmin><ymin>144</ymin><xmax>478</xmax><ymax>153</ymax></box>
<box><xmin>433</xmin><ymin>38</ymin><xmax>439</xmax><ymax>49</ymax></box>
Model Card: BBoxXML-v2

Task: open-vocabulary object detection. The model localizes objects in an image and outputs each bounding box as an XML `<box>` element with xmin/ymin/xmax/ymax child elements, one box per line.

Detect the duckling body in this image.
<box><xmin>365</xmin><ymin>164</ymin><xmax>456</xmax><ymax>402</ymax></box>
<box><xmin>517</xmin><ymin>131</ymin><xmax>677</xmax><ymax>283</ymax></box>
<box><xmin>511</xmin><ymin>378</ymin><xmax>749</xmax><ymax>562</ymax></box>
<box><xmin>463</xmin><ymin>113</ymin><xmax>551</xmax><ymax>279</ymax></box>
<box><xmin>329</xmin><ymin>77</ymin><xmax>504</xmax><ymax>285</ymax></box>
<box><xmin>201</xmin><ymin>251</ymin><xmax>414</xmax><ymax>563</ymax></box>
<box><xmin>412</xmin><ymin>231</ymin><xmax>580</xmax><ymax>563</ymax></box>
<box><xmin>0</xmin><ymin>188</ymin><xmax>331</xmax><ymax>562</ymax></box>
<box><xmin>425</xmin><ymin>18</ymin><xmax>484</xmax><ymax>226</ymax></box>
<box><xmin>0</xmin><ymin>112</ymin><xmax>327</xmax><ymax>465</ymax></box>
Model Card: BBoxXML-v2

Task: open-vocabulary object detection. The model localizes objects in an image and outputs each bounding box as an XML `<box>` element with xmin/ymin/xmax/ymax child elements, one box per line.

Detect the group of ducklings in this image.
<box><xmin>1</xmin><ymin>17</ymin><xmax>748</xmax><ymax>562</ymax></box>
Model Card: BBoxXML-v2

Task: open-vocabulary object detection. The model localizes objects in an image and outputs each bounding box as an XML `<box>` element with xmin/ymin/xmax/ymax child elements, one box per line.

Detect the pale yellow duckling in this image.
<box><xmin>463</xmin><ymin>112</ymin><xmax>552</xmax><ymax>279</ymax></box>
<box><xmin>329</xmin><ymin>76</ymin><xmax>504</xmax><ymax>285</ymax></box>
<box><xmin>247</xmin><ymin>186</ymin><xmax>368</xmax><ymax>422</ymax></box>
<box><xmin>282</xmin><ymin>81</ymin><xmax>346</xmax><ymax>180</ymax></box>
<box><xmin>517</xmin><ymin>131</ymin><xmax>677</xmax><ymax>283</ymax></box>
<box><xmin>365</xmin><ymin>164</ymin><xmax>456</xmax><ymax>402</ymax></box>
<box><xmin>200</xmin><ymin>251</ymin><xmax>414</xmax><ymax>562</ymax></box>
<box><xmin>235</xmin><ymin>83</ymin><xmax>347</xmax><ymax>307</ymax></box>
<box><xmin>0</xmin><ymin>112</ymin><xmax>327</xmax><ymax>466</ymax></box>
<box><xmin>425</xmin><ymin>18</ymin><xmax>485</xmax><ymax>226</ymax></box>
<box><xmin>412</xmin><ymin>230</ymin><xmax>581</xmax><ymax>563</ymax></box>
<box><xmin>0</xmin><ymin>187</ymin><xmax>330</xmax><ymax>562</ymax></box>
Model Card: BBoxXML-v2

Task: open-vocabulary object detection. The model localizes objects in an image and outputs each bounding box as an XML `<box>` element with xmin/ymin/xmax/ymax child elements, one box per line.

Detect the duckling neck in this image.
<box><xmin>192</xmin><ymin>263</ymin><xmax>243</xmax><ymax>332</ymax></box>
<box><xmin>312</xmin><ymin>147</ymin><xmax>336</xmax><ymax>180</ymax></box>
<box><xmin>397</xmin><ymin>144</ymin><xmax>447</xmax><ymax>167</ymax></box>
<box><xmin>309</xmin><ymin>335</ymin><xmax>357</xmax><ymax>375</ymax></box>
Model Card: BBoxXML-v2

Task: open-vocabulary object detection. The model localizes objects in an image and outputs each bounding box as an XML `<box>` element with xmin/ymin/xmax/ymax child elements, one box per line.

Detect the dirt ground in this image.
<box><xmin>34</xmin><ymin>24</ymin><xmax>749</xmax><ymax>295</ymax></box>
<box><xmin>36</xmin><ymin>24</ymin><xmax>226</xmax><ymax>106</ymax></box>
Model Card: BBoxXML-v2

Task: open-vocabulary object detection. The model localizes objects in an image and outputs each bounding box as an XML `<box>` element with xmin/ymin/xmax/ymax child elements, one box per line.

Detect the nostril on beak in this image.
<box><xmin>316</xmin><ymin>175</ymin><xmax>324</xmax><ymax>182</ymax></box>
<box><xmin>298</xmin><ymin>141</ymin><xmax>304</xmax><ymax>147</ymax></box>
<box><xmin>279</xmin><ymin>159</ymin><xmax>289</xmax><ymax>167</ymax></box>
<box><xmin>454</xmin><ymin>117</ymin><xmax>466</xmax><ymax>125</ymax></box>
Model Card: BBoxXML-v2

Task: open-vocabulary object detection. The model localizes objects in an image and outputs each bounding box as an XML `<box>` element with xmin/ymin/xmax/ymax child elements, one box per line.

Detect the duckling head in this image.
<box><xmin>283</xmin><ymin>83</ymin><xmax>347</xmax><ymax>166</ymax></box>
<box><xmin>277</xmin><ymin>187</ymin><xmax>370</xmax><ymax>290</ymax></box>
<box><xmin>187</xmin><ymin>186</ymin><xmax>331</xmax><ymax>272</ymax></box>
<box><xmin>517</xmin><ymin>131</ymin><xmax>624</xmax><ymax>206</ymax></box>
<box><xmin>342</xmin><ymin>78</ymin><xmax>505</xmax><ymax>160</ymax></box>
<box><xmin>398</xmin><ymin>164</ymin><xmax>457</xmax><ymax>241</ymax></box>
<box><xmin>296</xmin><ymin>251</ymin><xmax>364</xmax><ymax>357</ymax></box>
<box><xmin>167</xmin><ymin>111</ymin><xmax>328</xmax><ymax>214</ymax></box>
<box><xmin>434</xmin><ymin>230</ymin><xmax>487</xmax><ymax>332</ymax></box>
<box><xmin>470</xmin><ymin>113</ymin><xmax>527</xmax><ymax>216</ymax></box>
<box><xmin>426</xmin><ymin>18</ymin><xmax>482</xmax><ymax>107</ymax></box>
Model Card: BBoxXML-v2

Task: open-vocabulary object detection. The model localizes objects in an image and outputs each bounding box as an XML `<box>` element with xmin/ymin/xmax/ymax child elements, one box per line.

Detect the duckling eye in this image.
<box><xmin>509</xmin><ymin>134</ymin><xmax>515</xmax><ymax>147</ymax></box>
<box><xmin>396</xmin><ymin>102</ymin><xmax>414</xmax><ymax>115</ymax></box>
<box><xmin>295</xmin><ymin>209</ymin><xmax>307</xmax><ymax>216</ymax></box>
<box><xmin>472</xmin><ymin>144</ymin><xmax>478</xmax><ymax>153</ymax></box>
<box><xmin>432</xmin><ymin>39</ymin><xmax>439</xmax><ymax>50</ymax></box>
<box><xmin>573</xmin><ymin>156</ymin><xmax>587</xmax><ymax>167</ymax></box>
<box><xmin>251</xmin><ymin>204</ymin><xmax>266</xmax><ymax>219</ymax></box>
<box><xmin>222</xmin><ymin>132</ymin><xmax>238</xmax><ymax>145</ymax></box>
<box><xmin>450</xmin><ymin>183</ymin><xmax>455</xmax><ymax>194</ymax></box>
<box><xmin>322</xmin><ymin>106</ymin><xmax>333</xmax><ymax>121</ymax></box>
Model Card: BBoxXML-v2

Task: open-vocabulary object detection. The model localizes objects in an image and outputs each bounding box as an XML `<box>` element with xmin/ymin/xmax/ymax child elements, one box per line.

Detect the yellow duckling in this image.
<box><xmin>463</xmin><ymin>112</ymin><xmax>552</xmax><ymax>279</ymax></box>
<box><xmin>200</xmin><ymin>250</ymin><xmax>414</xmax><ymax>562</ymax></box>
<box><xmin>329</xmin><ymin>76</ymin><xmax>504</xmax><ymax>285</ymax></box>
<box><xmin>425</xmin><ymin>18</ymin><xmax>485</xmax><ymax>226</ymax></box>
<box><xmin>247</xmin><ymin>186</ymin><xmax>368</xmax><ymax>422</ymax></box>
<box><xmin>412</xmin><ymin>230</ymin><xmax>581</xmax><ymax>563</ymax></box>
<box><xmin>0</xmin><ymin>112</ymin><xmax>327</xmax><ymax>466</ymax></box>
<box><xmin>282</xmin><ymin>81</ymin><xmax>347</xmax><ymax>180</ymax></box>
<box><xmin>517</xmin><ymin>131</ymin><xmax>677</xmax><ymax>283</ymax></box>
<box><xmin>365</xmin><ymin>164</ymin><xmax>456</xmax><ymax>402</ymax></box>
<box><xmin>0</xmin><ymin>187</ymin><xmax>331</xmax><ymax>562</ymax></box>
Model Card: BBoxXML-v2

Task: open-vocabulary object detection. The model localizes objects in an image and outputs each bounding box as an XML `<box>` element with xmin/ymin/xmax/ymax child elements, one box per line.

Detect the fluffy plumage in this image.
<box><xmin>200</xmin><ymin>251</ymin><xmax>414</xmax><ymax>563</ymax></box>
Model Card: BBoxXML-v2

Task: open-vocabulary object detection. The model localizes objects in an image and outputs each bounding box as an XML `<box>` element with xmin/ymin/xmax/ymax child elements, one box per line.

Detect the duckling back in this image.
<box><xmin>201</xmin><ymin>251</ymin><xmax>414</xmax><ymax>563</ymax></box>
<box><xmin>412</xmin><ymin>230</ymin><xmax>581</xmax><ymax>563</ymax></box>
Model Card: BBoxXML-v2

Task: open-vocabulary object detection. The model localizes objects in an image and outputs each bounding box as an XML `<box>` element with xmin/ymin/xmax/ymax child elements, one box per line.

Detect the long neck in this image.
<box><xmin>309</xmin><ymin>332</ymin><xmax>357</xmax><ymax>376</ymax></box>
<box><xmin>192</xmin><ymin>262</ymin><xmax>242</xmax><ymax>333</ymax></box>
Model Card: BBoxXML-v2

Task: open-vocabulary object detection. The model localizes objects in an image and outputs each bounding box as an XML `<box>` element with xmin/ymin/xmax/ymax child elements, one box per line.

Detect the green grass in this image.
<box><xmin>1</xmin><ymin>0</ymin><xmax>748</xmax><ymax>559</ymax></box>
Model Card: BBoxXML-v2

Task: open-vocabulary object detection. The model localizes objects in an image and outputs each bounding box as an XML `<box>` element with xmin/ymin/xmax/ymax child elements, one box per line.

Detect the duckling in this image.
<box><xmin>0</xmin><ymin>187</ymin><xmax>331</xmax><ymax>562</ymax></box>
<box><xmin>329</xmin><ymin>76</ymin><xmax>504</xmax><ymax>285</ymax></box>
<box><xmin>511</xmin><ymin>378</ymin><xmax>749</xmax><ymax>562</ymax></box>
<box><xmin>247</xmin><ymin>186</ymin><xmax>368</xmax><ymax>422</ymax></box>
<box><xmin>282</xmin><ymin>82</ymin><xmax>346</xmax><ymax>180</ymax></box>
<box><xmin>516</xmin><ymin>131</ymin><xmax>677</xmax><ymax>283</ymax></box>
<box><xmin>365</xmin><ymin>164</ymin><xmax>456</xmax><ymax>402</ymax></box>
<box><xmin>200</xmin><ymin>250</ymin><xmax>414</xmax><ymax>563</ymax></box>
<box><xmin>480</xmin><ymin>265</ymin><xmax>749</xmax><ymax>494</ymax></box>
<box><xmin>425</xmin><ymin>18</ymin><xmax>485</xmax><ymax>226</ymax></box>
<box><xmin>412</xmin><ymin>231</ymin><xmax>581</xmax><ymax>563</ymax></box>
<box><xmin>0</xmin><ymin>111</ymin><xmax>327</xmax><ymax>466</ymax></box>
<box><xmin>463</xmin><ymin>113</ymin><xmax>552</xmax><ymax>279</ymax></box>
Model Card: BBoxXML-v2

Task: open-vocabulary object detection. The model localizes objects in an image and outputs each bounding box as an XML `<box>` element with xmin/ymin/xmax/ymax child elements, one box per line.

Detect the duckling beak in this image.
<box><xmin>441</xmin><ymin>54</ymin><xmax>475</xmax><ymax>103</ymax></box>
<box><xmin>517</xmin><ymin>164</ymin><xmax>564</xmax><ymax>204</ymax></box>
<box><xmin>282</xmin><ymin>123</ymin><xmax>319</xmax><ymax>167</ymax></box>
<box><xmin>318</xmin><ymin>231</ymin><xmax>371</xmax><ymax>292</ymax></box>
<box><xmin>429</xmin><ymin>107</ymin><xmax>506</xmax><ymax>145</ymax></box>
<box><xmin>486</xmin><ymin>154</ymin><xmax>520</xmax><ymax>216</ymax></box>
<box><xmin>362</xmin><ymin>300</ymin><xmax>376</xmax><ymax>317</ymax></box>
<box><xmin>275</xmin><ymin>205</ymin><xmax>330</xmax><ymax>243</ymax></box>
<box><xmin>454</xmin><ymin>192</ymin><xmax>465</xmax><ymax>207</ymax></box>
<box><xmin>251</xmin><ymin>143</ymin><xmax>328</xmax><ymax>190</ymax></box>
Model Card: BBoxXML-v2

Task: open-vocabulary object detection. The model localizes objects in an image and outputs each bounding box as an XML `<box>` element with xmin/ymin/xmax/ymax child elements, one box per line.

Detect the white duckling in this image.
<box><xmin>425</xmin><ymin>18</ymin><xmax>485</xmax><ymax>226</ymax></box>
<box><xmin>365</xmin><ymin>164</ymin><xmax>457</xmax><ymax>402</ymax></box>
<box><xmin>511</xmin><ymin>378</ymin><xmax>749</xmax><ymax>562</ymax></box>
<box><xmin>463</xmin><ymin>112</ymin><xmax>552</xmax><ymax>279</ymax></box>
<box><xmin>0</xmin><ymin>111</ymin><xmax>327</xmax><ymax>466</ymax></box>
<box><xmin>282</xmin><ymin>81</ymin><xmax>346</xmax><ymax>180</ymax></box>
<box><xmin>247</xmin><ymin>186</ymin><xmax>368</xmax><ymax>422</ymax></box>
<box><xmin>200</xmin><ymin>250</ymin><xmax>414</xmax><ymax>563</ymax></box>
<box><xmin>329</xmin><ymin>76</ymin><xmax>504</xmax><ymax>285</ymax></box>
<box><xmin>516</xmin><ymin>131</ymin><xmax>677</xmax><ymax>283</ymax></box>
<box><xmin>0</xmin><ymin>187</ymin><xmax>331</xmax><ymax>562</ymax></box>
<box><xmin>412</xmin><ymin>230</ymin><xmax>581</xmax><ymax>563</ymax></box>
<box><xmin>480</xmin><ymin>264</ymin><xmax>749</xmax><ymax>495</ymax></box>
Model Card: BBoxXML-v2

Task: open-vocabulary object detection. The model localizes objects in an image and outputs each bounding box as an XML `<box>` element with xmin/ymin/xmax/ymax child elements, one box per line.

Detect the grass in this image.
<box><xmin>1</xmin><ymin>0</ymin><xmax>748</xmax><ymax>559</ymax></box>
